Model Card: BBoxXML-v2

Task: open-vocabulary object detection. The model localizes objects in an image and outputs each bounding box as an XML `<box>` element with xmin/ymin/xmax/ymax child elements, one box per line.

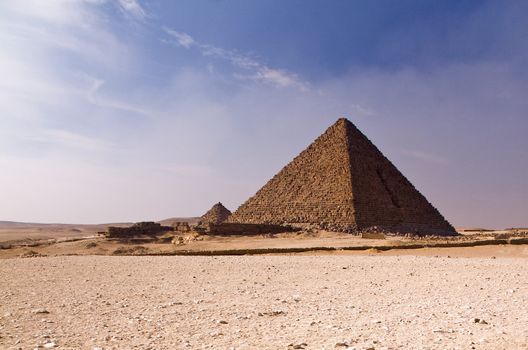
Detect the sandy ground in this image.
<box><xmin>1</xmin><ymin>255</ymin><xmax>527</xmax><ymax>350</ymax></box>
<box><xmin>0</xmin><ymin>232</ymin><xmax>410</xmax><ymax>259</ymax></box>
<box><xmin>2</xmin><ymin>230</ymin><xmax>528</xmax><ymax>260</ymax></box>
<box><xmin>3</xmin><ymin>237</ymin><xmax>528</xmax><ymax>260</ymax></box>
<box><xmin>2</xmin><ymin>220</ymin><xmax>527</xmax><ymax>260</ymax></box>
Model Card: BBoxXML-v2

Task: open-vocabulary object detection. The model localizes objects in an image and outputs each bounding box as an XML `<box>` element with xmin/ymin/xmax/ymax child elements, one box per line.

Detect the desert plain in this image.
<box><xmin>1</xmin><ymin>222</ymin><xmax>528</xmax><ymax>350</ymax></box>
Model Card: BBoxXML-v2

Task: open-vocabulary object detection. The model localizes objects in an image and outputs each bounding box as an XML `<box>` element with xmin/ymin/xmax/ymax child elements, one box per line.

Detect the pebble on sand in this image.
<box><xmin>32</xmin><ymin>309</ymin><xmax>49</xmax><ymax>314</ymax></box>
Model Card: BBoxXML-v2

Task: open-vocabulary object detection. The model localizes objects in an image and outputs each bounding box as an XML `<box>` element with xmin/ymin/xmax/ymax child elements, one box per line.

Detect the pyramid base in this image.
<box><xmin>359</xmin><ymin>224</ymin><xmax>459</xmax><ymax>237</ymax></box>
<box><xmin>197</xmin><ymin>223</ymin><xmax>301</xmax><ymax>235</ymax></box>
<box><xmin>283</xmin><ymin>222</ymin><xmax>459</xmax><ymax>237</ymax></box>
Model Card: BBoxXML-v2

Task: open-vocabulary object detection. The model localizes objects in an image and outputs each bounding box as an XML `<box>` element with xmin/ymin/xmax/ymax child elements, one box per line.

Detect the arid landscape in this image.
<box><xmin>2</xmin><ymin>221</ymin><xmax>528</xmax><ymax>349</ymax></box>
<box><xmin>3</xmin><ymin>1</ymin><xmax>528</xmax><ymax>349</ymax></box>
<box><xmin>1</xmin><ymin>118</ymin><xmax>527</xmax><ymax>350</ymax></box>
<box><xmin>2</xmin><ymin>242</ymin><xmax>528</xmax><ymax>349</ymax></box>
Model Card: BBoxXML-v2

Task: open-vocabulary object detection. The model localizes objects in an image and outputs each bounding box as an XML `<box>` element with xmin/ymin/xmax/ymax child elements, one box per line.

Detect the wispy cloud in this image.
<box><xmin>0</xmin><ymin>0</ymin><xmax>90</xmax><ymax>25</ymax></box>
<box><xmin>349</xmin><ymin>103</ymin><xmax>377</xmax><ymax>117</ymax></box>
<box><xmin>163</xmin><ymin>28</ymin><xmax>194</xmax><ymax>48</ymax></box>
<box><xmin>29</xmin><ymin>128</ymin><xmax>112</xmax><ymax>151</ymax></box>
<box><xmin>79</xmin><ymin>73</ymin><xmax>152</xmax><ymax>116</ymax></box>
<box><xmin>163</xmin><ymin>27</ymin><xmax>308</xmax><ymax>91</ymax></box>
<box><xmin>402</xmin><ymin>150</ymin><xmax>450</xmax><ymax>165</ymax></box>
<box><xmin>117</xmin><ymin>0</ymin><xmax>147</xmax><ymax>21</ymax></box>
<box><xmin>0</xmin><ymin>0</ymin><xmax>147</xmax><ymax>158</ymax></box>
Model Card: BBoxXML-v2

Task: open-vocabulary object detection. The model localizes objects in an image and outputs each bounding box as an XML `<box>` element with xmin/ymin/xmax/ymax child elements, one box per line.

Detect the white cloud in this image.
<box><xmin>163</xmin><ymin>27</ymin><xmax>308</xmax><ymax>90</ymax></box>
<box><xmin>0</xmin><ymin>0</ymin><xmax>89</xmax><ymax>24</ymax></box>
<box><xmin>163</xmin><ymin>27</ymin><xmax>195</xmax><ymax>48</ymax></box>
<box><xmin>0</xmin><ymin>0</ymin><xmax>147</xmax><ymax>162</ymax></box>
<box><xmin>78</xmin><ymin>74</ymin><xmax>152</xmax><ymax>116</ymax></box>
<box><xmin>118</xmin><ymin>0</ymin><xmax>147</xmax><ymax>21</ymax></box>
<box><xmin>250</xmin><ymin>67</ymin><xmax>307</xmax><ymax>90</ymax></box>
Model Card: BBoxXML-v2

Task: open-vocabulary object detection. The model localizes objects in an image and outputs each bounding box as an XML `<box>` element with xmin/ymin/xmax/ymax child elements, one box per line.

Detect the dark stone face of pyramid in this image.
<box><xmin>201</xmin><ymin>202</ymin><xmax>232</xmax><ymax>225</ymax></box>
<box><xmin>228</xmin><ymin>118</ymin><xmax>456</xmax><ymax>235</ymax></box>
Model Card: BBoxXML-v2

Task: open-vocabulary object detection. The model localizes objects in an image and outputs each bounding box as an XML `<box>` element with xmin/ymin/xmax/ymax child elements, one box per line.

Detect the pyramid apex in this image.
<box><xmin>332</xmin><ymin>117</ymin><xmax>355</xmax><ymax>128</ymax></box>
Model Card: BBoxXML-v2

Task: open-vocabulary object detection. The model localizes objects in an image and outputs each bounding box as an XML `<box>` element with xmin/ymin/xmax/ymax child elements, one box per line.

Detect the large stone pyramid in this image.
<box><xmin>228</xmin><ymin>118</ymin><xmax>456</xmax><ymax>235</ymax></box>
<box><xmin>200</xmin><ymin>202</ymin><xmax>232</xmax><ymax>225</ymax></box>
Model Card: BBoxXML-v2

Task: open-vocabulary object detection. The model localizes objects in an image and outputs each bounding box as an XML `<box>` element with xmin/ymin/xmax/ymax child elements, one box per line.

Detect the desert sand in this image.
<box><xmin>2</xmin><ymin>222</ymin><xmax>528</xmax><ymax>349</ymax></box>
<box><xmin>1</xmin><ymin>254</ymin><xmax>527</xmax><ymax>349</ymax></box>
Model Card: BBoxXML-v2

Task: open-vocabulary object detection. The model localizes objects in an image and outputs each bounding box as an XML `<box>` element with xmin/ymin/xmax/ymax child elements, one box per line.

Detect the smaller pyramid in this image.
<box><xmin>200</xmin><ymin>202</ymin><xmax>232</xmax><ymax>224</ymax></box>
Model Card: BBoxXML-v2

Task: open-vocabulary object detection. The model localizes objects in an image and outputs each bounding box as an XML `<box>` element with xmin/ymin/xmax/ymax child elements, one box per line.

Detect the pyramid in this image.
<box><xmin>200</xmin><ymin>202</ymin><xmax>232</xmax><ymax>225</ymax></box>
<box><xmin>228</xmin><ymin>118</ymin><xmax>456</xmax><ymax>236</ymax></box>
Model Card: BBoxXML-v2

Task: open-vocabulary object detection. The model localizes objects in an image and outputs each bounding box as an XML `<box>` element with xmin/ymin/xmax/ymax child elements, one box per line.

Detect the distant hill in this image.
<box><xmin>0</xmin><ymin>221</ymin><xmax>32</xmax><ymax>228</ymax></box>
<box><xmin>0</xmin><ymin>220</ymin><xmax>131</xmax><ymax>230</ymax></box>
<box><xmin>0</xmin><ymin>221</ymin><xmax>75</xmax><ymax>229</ymax></box>
<box><xmin>1</xmin><ymin>217</ymin><xmax>201</xmax><ymax>229</ymax></box>
<box><xmin>0</xmin><ymin>220</ymin><xmax>129</xmax><ymax>243</ymax></box>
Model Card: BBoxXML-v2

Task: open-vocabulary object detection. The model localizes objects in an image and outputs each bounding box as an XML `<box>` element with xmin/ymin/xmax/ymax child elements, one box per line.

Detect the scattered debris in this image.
<box><xmin>258</xmin><ymin>310</ymin><xmax>286</xmax><ymax>317</ymax></box>
<box><xmin>472</xmin><ymin>318</ymin><xmax>488</xmax><ymax>324</ymax></box>
<box><xmin>20</xmin><ymin>250</ymin><xmax>46</xmax><ymax>258</ymax></box>
<box><xmin>112</xmin><ymin>246</ymin><xmax>150</xmax><ymax>255</ymax></box>
<box><xmin>85</xmin><ymin>241</ymin><xmax>98</xmax><ymax>249</ymax></box>
<box><xmin>362</xmin><ymin>232</ymin><xmax>386</xmax><ymax>239</ymax></box>
<box><xmin>172</xmin><ymin>236</ymin><xmax>185</xmax><ymax>245</ymax></box>
<box><xmin>32</xmin><ymin>308</ymin><xmax>50</xmax><ymax>314</ymax></box>
<box><xmin>335</xmin><ymin>341</ymin><xmax>351</xmax><ymax>348</ymax></box>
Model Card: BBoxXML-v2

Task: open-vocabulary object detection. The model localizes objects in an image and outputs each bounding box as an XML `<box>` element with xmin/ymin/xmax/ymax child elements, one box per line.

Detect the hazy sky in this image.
<box><xmin>1</xmin><ymin>0</ymin><xmax>526</xmax><ymax>228</ymax></box>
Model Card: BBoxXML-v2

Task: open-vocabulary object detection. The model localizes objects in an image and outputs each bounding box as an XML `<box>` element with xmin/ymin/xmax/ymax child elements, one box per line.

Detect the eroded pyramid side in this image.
<box><xmin>343</xmin><ymin>121</ymin><xmax>456</xmax><ymax>235</ymax></box>
<box><xmin>228</xmin><ymin>119</ymin><xmax>356</xmax><ymax>231</ymax></box>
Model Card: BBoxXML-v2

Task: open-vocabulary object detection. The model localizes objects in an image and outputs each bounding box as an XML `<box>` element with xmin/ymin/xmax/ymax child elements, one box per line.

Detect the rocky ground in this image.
<box><xmin>3</xmin><ymin>228</ymin><xmax>528</xmax><ymax>260</ymax></box>
<box><xmin>1</xmin><ymin>255</ymin><xmax>527</xmax><ymax>349</ymax></box>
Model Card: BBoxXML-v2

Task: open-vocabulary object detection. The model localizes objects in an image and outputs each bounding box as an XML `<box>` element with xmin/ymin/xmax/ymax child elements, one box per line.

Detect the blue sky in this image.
<box><xmin>0</xmin><ymin>0</ymin><xmax>526</xmax><ymax>228</ymax></box>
